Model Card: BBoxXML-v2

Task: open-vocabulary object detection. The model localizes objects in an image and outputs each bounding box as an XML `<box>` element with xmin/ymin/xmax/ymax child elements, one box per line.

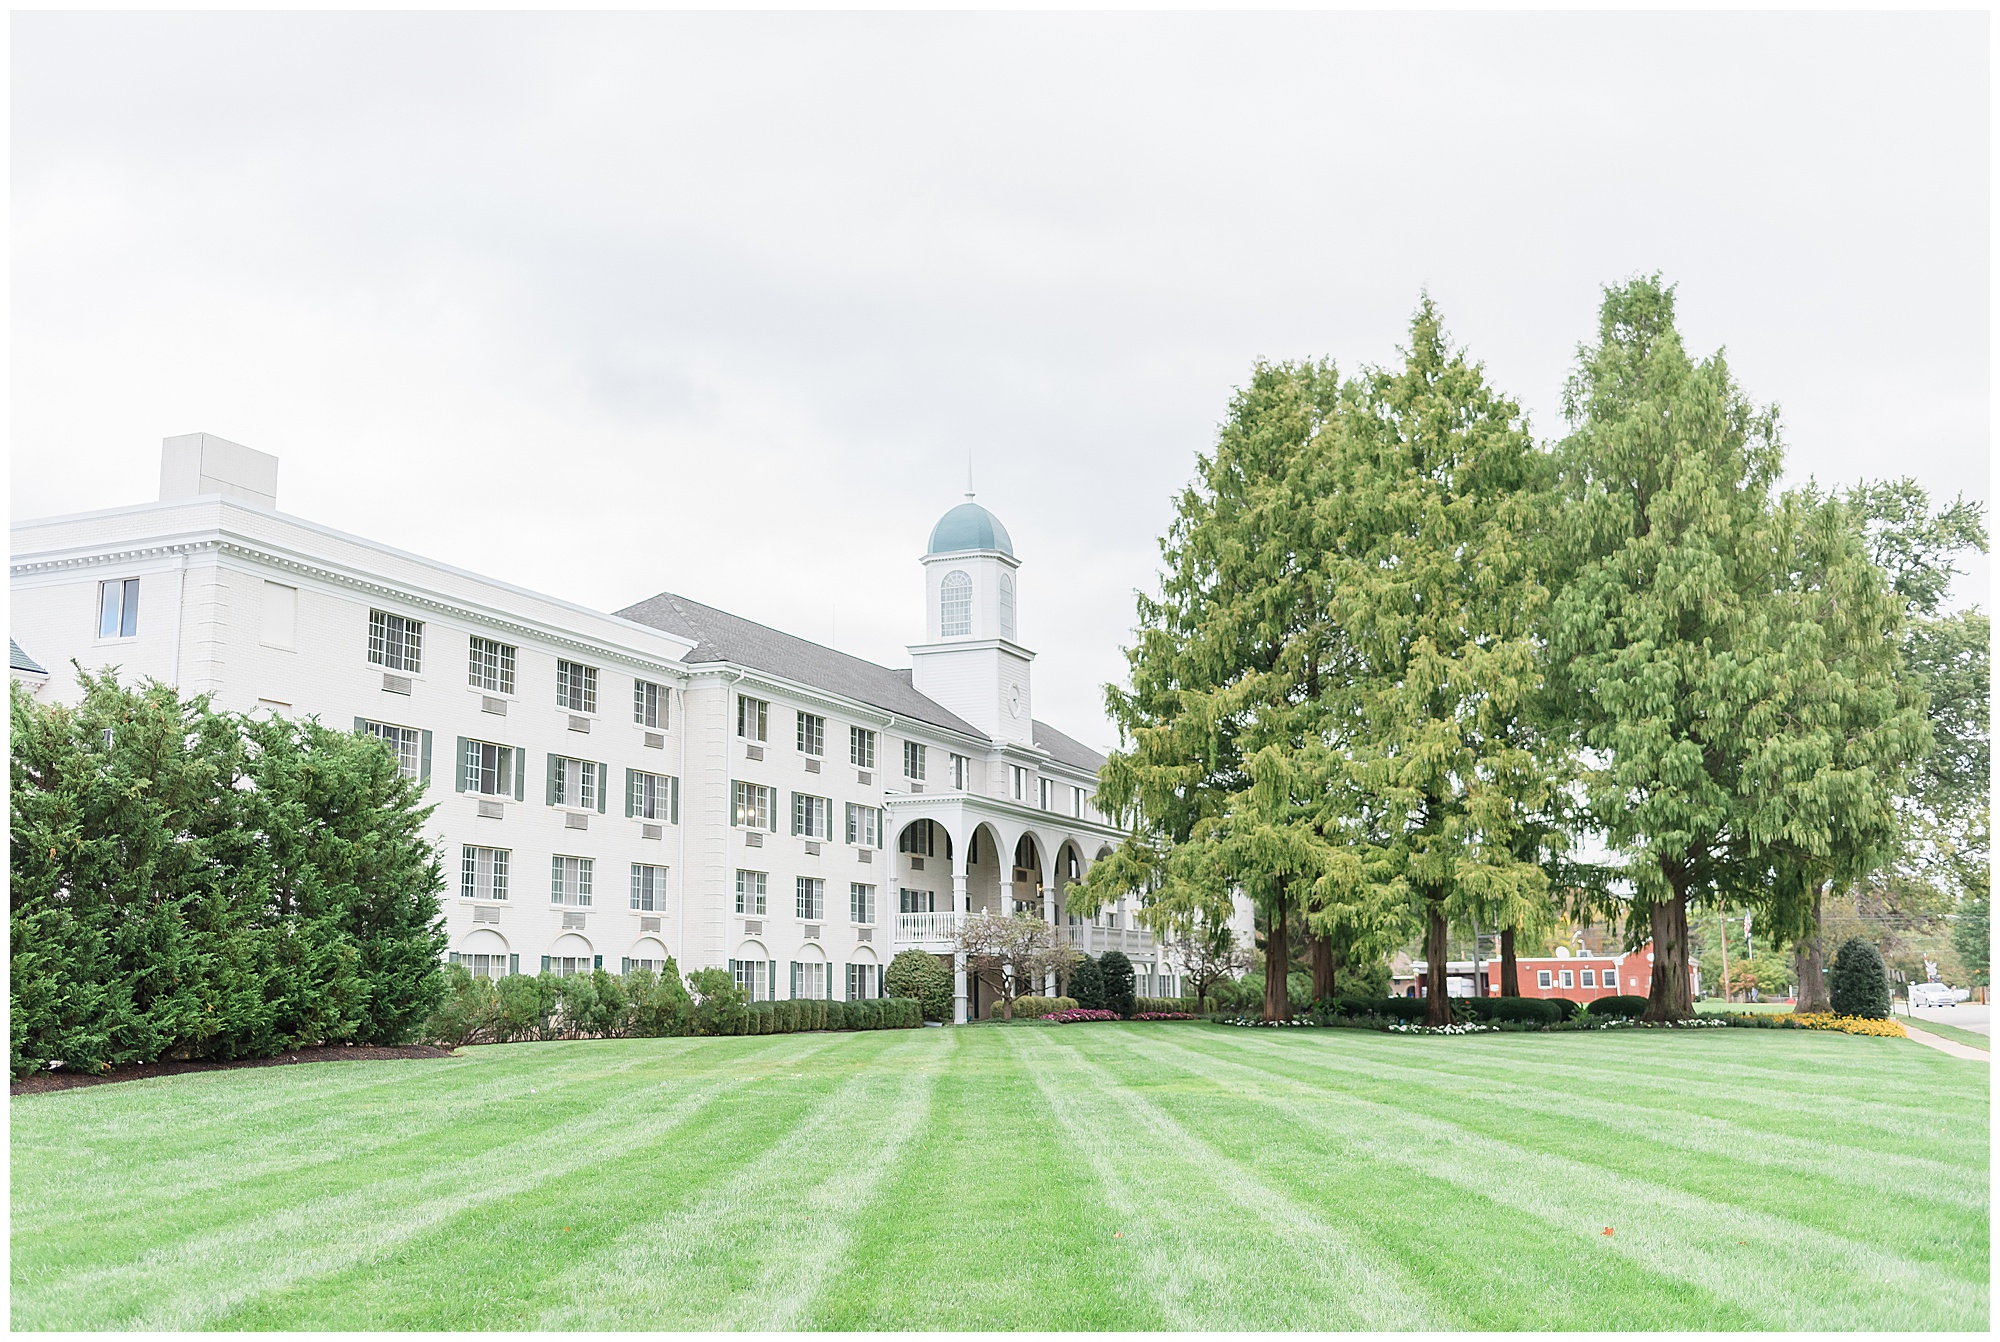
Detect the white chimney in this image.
<box><xmin>159</xmin><ymin>433</ymin><xmax>278</xmax><ymax>510</ymax></box>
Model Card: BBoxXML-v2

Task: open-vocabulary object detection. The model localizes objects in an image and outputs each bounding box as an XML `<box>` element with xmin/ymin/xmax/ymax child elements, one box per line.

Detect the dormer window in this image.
<box><xmin>999</xmin><ymin>572</ymin><xmax>1015</xmax><ymax>641</ymax></box>
<box><xmin>940</xmin><ymin>570</ymin><xmax>971</xmax><ymax>637</ymax></box>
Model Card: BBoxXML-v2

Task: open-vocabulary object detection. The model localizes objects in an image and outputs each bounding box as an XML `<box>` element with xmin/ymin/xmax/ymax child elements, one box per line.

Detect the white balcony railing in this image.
<box><xmin>894</xmin><ymin>911</ymin><xmax>964</xmax><ymax>944</ymax></box>
<box><xmin>1063</xmin><ymin>924</ymin><xmax>1157</xmax><ymax>956</ymax></box>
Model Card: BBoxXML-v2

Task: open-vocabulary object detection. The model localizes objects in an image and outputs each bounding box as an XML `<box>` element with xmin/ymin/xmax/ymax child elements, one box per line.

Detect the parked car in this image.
<box><xmin>1909</xmin><ymin>982</ymin><xmax>1968</xmax><ymax>1008</ymax></box>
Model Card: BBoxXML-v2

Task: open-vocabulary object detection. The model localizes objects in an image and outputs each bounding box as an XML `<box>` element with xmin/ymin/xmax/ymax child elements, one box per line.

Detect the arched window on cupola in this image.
<box><xmin>940</xmin><ymin>570</ymin><xmax>972</xmax><ymax>637</ymax></box>
<box><xmin>998</xmin><ymin>572</ymin><xmax>1015</xmax><ymax>640</ymax></box>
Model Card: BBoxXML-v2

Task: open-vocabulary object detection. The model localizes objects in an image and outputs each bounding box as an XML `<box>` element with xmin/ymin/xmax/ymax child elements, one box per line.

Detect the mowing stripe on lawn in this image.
<box><xmin>22</xmin><ymin>1033</ymin><xmax>848</xmax><ymax>1330</ymax></box>
<box><xmin>1145</xmin><ymin>1030</ymin><xmax>1988</xmax><ymax>1330</ymax></box>
<box><xmin>1009</xmin><ymin>1027</ymin><xmax>1441</xmax><ymax>1330</ymax></box>
<box><xmin>541</xmin><ymin>1029</ymin><xmax>943</xmax><ymax>1330</ymax></box>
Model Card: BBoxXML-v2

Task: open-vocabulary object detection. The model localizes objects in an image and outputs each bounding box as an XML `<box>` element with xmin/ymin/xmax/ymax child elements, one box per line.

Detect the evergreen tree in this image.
<box><xmin>1827</xmin><ymin>936</ymin><xmax>1892</xmax><ymax>1019</ymax></box>
<box><xmin>1548</xmin><ymin>277</ymin><xmax>1788</xmax><ymax>1020</ymax></box>
<box><xmin>1067</xmin><ymin>955</ymin><xmax>1107</xmax><ymax>1010</ymax></box>
<box><xmin>1098</xmin><ymin>950</ymin><xmax>1137</xmax><ymax>1018</ymax></box>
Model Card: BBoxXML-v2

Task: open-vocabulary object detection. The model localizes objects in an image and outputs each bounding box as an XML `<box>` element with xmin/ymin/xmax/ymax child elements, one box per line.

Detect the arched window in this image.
<box><xmin>998</xmin><ymin>571</ymin><xmax>1015</xmax><ymax>640</ymax></box>
<box><xmin>940</xmin><ymin>570</ymin><xmax>972</xmax><ymax>637</ymax></box>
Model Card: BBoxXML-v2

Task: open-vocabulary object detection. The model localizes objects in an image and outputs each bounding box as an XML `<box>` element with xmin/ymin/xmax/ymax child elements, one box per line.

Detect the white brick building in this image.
<box><xmin>12</xmin><ymin>434</ymin><xmax>1177</xmax><ymax>1022</ymax></box>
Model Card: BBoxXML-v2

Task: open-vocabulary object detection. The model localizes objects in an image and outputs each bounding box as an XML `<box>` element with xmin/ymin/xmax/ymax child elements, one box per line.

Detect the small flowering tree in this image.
<box><xmin>957</xmin><ymin>914</ymin><xmax>1081</xmax><ymax>1020</ymax></box>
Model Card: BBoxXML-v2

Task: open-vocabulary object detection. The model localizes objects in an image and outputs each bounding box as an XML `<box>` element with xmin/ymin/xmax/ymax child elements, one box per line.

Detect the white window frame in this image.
<box><xmin>551</xmin><ymin>855</ymin><xmax>594</xmax><ymax>907</ymax></box>
<box><xmin>845</xmin><ymin>803</ymin><xmax>881</xmax><ymax>848</ymax></box>
<box><xmin>1560</xmin><ymin>969</ymin><xmax>1574</xmax><ymax>989</ymax></box>
<box><xmin>556</xmin><ymin>659</ymin><xmax>598</xmax><ymax>714</ymax></box>
<box><xmin>465</xmin><ymin>740</ymin><xmax>515</xmax><ymax>797</ymax></box>
<box><xmin>903</xmin><ymin>740</ymin><xmax>926</xmax><ymax>780</ymax></box>
<box><xmin>998</xmin><ymin>571</ymin><xmax>1015</xmax><ymax>640</ymax></box>
<box><xmin>797</xmin><ymin>711</ymin><xmax>825</xmax><ymax>756</ymax></box>
<box><xmin>633</xmin><ymin>679</ymin><xmax>669</xmax><ymax>728</ymax></box>
<box><xmin>899</xmin><ymin>887</ymin><xmax>936</xmax><ymax>913</ymax></box>
<box><xmin>796</xmin><ymin>877</ymin><xmax>825</xmax><ymax>920</ymax></box>
<box><xmin>1581</xmin><ymin>969</ymin><xmax>1596</xmax><ymax>989</ymax></box>
<box><xmin>1537</xmin><ymin>969</ymin><xmax>1553</xmax><ymax>990</ymax></box>
<box><xmin>553</xmin><ymin>756</ymin><xmax>598</xmax><ymax>810</ymax></box>
<box><xmin>361</xmin><ymin>720</ymin><xmax>422</xmax><ymax>780</ymax></box>
<box><xmin>97</xmin><ymin>577</ymin><xmax>141</xmax><ymax>641</ymax></box>
<box><xmin>457</xmin><ymin>952</ymin><xmax>509</xmax><ymax>981</ymax></box>
<box><xmin>950</xmin><ymin>753</ymin><xmax>969</xmax><ymax>789</ymax></box>
<box><xmin>735</xmin><ymin>869</ymin><xmax>768</xmax><ymax>916</ymax></box>
<box><xmin>792</xmin><ymin>792</ymin><xmax>832</xmax><ymax>840</ymax></box>
<box><xmin>1010</xmin><ymin>765</ymin><xmax>1027</xmax><ymax>801</ymax></box>
<box><xmin>368</xmin><ymin>609</ymin><xmax>423</xmax><ymax>672</ymax></box>
<box><xmin>633</xmin><ymin>770</ymin><xmax>676</xmax><ymax>822</ymax></box>
<box><xmin>460</xmin><ymin>845</ymin><xmax>510</xmax><ymax>901</ymax></box>
<box><xmin>737</xmin><ymin>695</ymin><xmax>769</xmax><ymax>741</ymax></box>
<box><xmin>791</xmin><ymin>960</ymin><xmax>828</xmax><ymax>1001</ymax></box>
<box><xmin>1038</xmin><ymin>777</ymin><xmax>1055</xmax><ymax>811</ymax></box>
<box><xmin>850</xmin><ymin>882</ymin><xmax>876</xmax><ymax>925</ymax></box>
<box><xmin>630</xmin><ymin>863</ymin><xmax>669</xmax><ymax>912</ymax></box>
<box><xmin>732</xmin><ymin>781</ymin><xmax>775</xmax><ymax>830</ymax></box>
<box><xmin>468</xmin><ymin>636</ymin><xmax>516</xmax><ymax>694</ymax></box>
<box><xmin>1072</xmin><ymin>785</ymin><xmax>1085</xmax><ymax>819</ymax></box>
<box><xmin>850</xmin><ymin>726</ymin><xmax>876</xmax><ymax>769</ymax></box>
<box><xmin>940</xmin><ymin>569</ymin><xmax>972</xmax><ymax>637</ymax></box>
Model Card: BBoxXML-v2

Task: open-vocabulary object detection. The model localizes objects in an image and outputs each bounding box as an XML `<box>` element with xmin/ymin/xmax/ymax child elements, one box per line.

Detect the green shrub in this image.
<box><xmin>495</xmin><ymin>973</ymin><xmax>559</xmax><ymax>1041</ymax></box>
<box><xmin>885</xmin><ymin>950</ymin><xmax>955</xmax><ymax>1022</ymax></box>
<box><xmin>1136</xmin><ymin>997</ymin><xmax>1198</xmax><ymax>1016</ymax></box>
<box><xmin>853</xmin><ymin>999</ymin><xmax>880</xmax><ymax>1030</ymax></box>
<box><xmin>1335</xmin><ymin>996</ymin><xmax>1424</xmax><ymax>1021</ymax></box>
<box><xmin>1068</xmin><ymin>956</ymin><xmax>1107</xmax><ymax>1010</ymax></box>
<box><xmin>1099</xmin><ymin>952</ymin><xmax>1137</xmax><ymax>1017</ymax></box>
<box><xmin>626</xmin><ymin>964</ymin><xmax>690</xmax><ymax>1037</ymax></box>
<box><xmin>1010</xmin><ymin>995</ymin><xmax>1077</xmax><ymax>1018</ymax></box>
<box><xmin>686</xmin><ymin>968</ymin><xmax>746</xmax><ymax>1036</ymax></box>
<box><xmin>1587</xmin><ymin>994</ymin><xmax>1650</xmax><ymax>1020</ymax></box>
<box><xmin>824</xmin><ymin>1000</ymin><xmax>848</xmax><ymax>1030</ymax></box>
<box><xmin>885</xmin><ymin>996</ymin><xmax>922</xmax><ymax>1028</ymax></box>
<box><xmin>1829</xmin><ymin>938</ymin><xmax>1892</xmax><ymax>1019</ymax></box>
<box><xmin>1547</xmin><ymin>997</ymin><xmax>1581</xmax><ymax>1022</ymax></box>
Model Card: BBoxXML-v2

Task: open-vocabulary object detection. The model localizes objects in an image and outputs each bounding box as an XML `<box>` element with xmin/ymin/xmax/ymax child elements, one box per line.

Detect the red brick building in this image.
<box><xmin>1396</xmin><ymin>940</ymin><xmax>1699</xmax><ymax>1001</ymax></box>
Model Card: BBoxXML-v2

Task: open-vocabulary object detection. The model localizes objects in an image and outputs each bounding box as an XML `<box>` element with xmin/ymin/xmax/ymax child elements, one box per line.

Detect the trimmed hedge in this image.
<box><xmin>1332</xmin><ymin>996</ymin><xmax>1426</xmax><ymax>1021</ymax></box>
<box><xmin>1011</xmin><ymin>995</ymin><xmax>1078</xmax><ymax>1018</ymax></box>
<box><xmin>1547</xmin><ymin>997</ymin><xmax>1581</xmax><ymax>1022</ymax></box>
<box><xmin>1587</xmin><ymin>994</ymin><xmax>1650</xmax><ymax>1020</ymax></box>
<box><xmin>1457</xmin><ymin>996</ymin><xmax>1562</xmax><ymax>1025</ymax></box>
<box><xmin>1137</xmin><ymin>996</ymin><xmax>1200</xmax><ymax>1016</ymax></box>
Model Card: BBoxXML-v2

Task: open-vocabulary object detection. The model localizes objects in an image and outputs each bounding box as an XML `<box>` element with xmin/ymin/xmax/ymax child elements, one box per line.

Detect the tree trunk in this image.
<box><xmin>1424</xmin><ymin>900</ymin><xmax>1453</xmax><ymax>1027</ymax></box>
<box><xmin>1309</xmin><ymin>929</ymin><xmax>1336</xmax><ymax>1003</ymax></box>
<box><xmin>1499</xmin><ymin>926</ymin><xmax>1520</xmax><ymax>997</ymax></box>
<box><xmin>1643</xmin><ymin>885</ymin><xmax>1694</xmax><ymax>1021</ymax></box>
<box><xmin>1263</xmin><ymin>899</ymin><xmax>1291</xmax><ymax>1022</ymax></box>
<box><xmin>1793</xmin><ymin>883</ymin><xmax>1830</xmax><ymax>1013</ymax></box>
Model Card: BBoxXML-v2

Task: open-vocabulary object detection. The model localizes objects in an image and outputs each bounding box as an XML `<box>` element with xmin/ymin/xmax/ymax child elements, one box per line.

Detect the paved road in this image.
<box><xmin>1895</xmin><ymin>1001</ymin><xmax>1990</xmax><ymax>1037</ymax></box>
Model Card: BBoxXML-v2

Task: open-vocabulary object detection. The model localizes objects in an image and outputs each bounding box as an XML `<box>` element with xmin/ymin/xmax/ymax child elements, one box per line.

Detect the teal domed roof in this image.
<box><xmin>927</xmin><ymin>500</ymin><xmax>1014</xmax><ymax>557</ymax></box>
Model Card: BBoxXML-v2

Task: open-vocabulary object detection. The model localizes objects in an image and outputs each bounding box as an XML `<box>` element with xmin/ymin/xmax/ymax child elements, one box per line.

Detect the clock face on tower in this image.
<box><xmin>1008</xmin><ymin>684</ymin><xmax>1022</xmax><ymax>718</ymax></box>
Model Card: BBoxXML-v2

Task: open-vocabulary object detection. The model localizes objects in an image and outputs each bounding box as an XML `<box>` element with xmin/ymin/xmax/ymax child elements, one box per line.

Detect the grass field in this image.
<box><xmin>11</xmin><ymin>1022</ymin><xmax>1989</xmax><ymax>1331</ymax></box>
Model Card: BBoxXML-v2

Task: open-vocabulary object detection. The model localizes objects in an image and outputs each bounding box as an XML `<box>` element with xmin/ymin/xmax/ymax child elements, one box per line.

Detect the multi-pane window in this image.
<box><xmin>550</xmin><ymin>756</ymin><xmax>598</xmax><ymax>809</ymax></box>
<box><xmin>850</xmin><ymin>727</ymin><xmax>876</xmax><ymax>769</ymax></box>
<box><xmin>850</xmin><ymin>883</ymin><xmax>876</xmax><ymax>924</ymax></box>
<box><xmin>468</xmin><ymin>636</ymin><xmax>516</xmax><ymax>694</ymax></box>
<box><xmin>1560</xmin><ymin>969</ymin><xmax>1574</xmax><ymax>989</ymax></box>
<box><xmin>549</xmin><ymin>956</ymin><xmax>596</xmax><ymax>978</ymax></box>
<box><xmin>846</xmin><ymin>963</ymin><xmax>881</xmax><ymax>1000</ymax></box>
<box><xmin>1038</xmin><ymin>778</ymin><xmax>1055</xmax><ymax>811</ymax></box>
<box><xmin>556</xmin><ymin>660</ymin><xmax>598</xmax><ymax>713</ymax></box>
<box><xmin>796</xmin><ymin>712</ymin><xmax>825</xmax><ymax>756</ymax></box>
<box><xmin>950</xmin><ymin>753</ymin><xmax>969</xmax><ymax>789</ymax></box>
<box><xmin>368</xmin><ymin>609</ymin><xmax>423</xmax><ymax>671</ymax></box>
<box><xmin>796</xmin><ymin>877</ymin><xmax>825</xmax><ymax>920</ymax></box>
<box><xmin>631</xmin><ymin>863</ymin><xmax>669</xmax><ymax>912</ymax></box>
<box><xmin>361</xmin><ymin>720</ymin><xmax>423</xmax><ymax>780</ymax></box>
<box><xmin>735</xmin><ymin>870</ymin><xmax>768</xmax><ymax>916</ymax></box>
<box><xmin>731</xmin><ymin>781</ymin><xmax>775</xmax><ymax>830</ymax></box>
<box><xmin>845</xmin><ymin>803</ymin><xmax>881</xmax><ymax>848</ymax></box>
<box><xmin>1010</xmin><ymin>765</ymin><xmax>1028</xmax><ymax>801</ymax></box>
<box><xmin>730</xmin><ymin>958</ymin><xmax>773</xmax><ymax>1001</ymax></box>
<box><xmin>625</xmin><ymin>957</ymin><xmax>670</xmax><ymax>976</ymax></box>
<box><xmin>464</xmin><ymin>740</ymin><xmax>515</xmax><ymax>796</ymax></box>
<box><xmin>999</xmin><ymin>572</ymin><xmax>1016</xmax><ymax>640</ymax></box>
<box><xmin>898</xmin><ymin>819</ymin><xmax>935</xmax><ymax>856</ymax></box>
<box><xmin>1581</xmin><ymin>970</ymin><xmax>1597</xmax><ymax>989</ymax></box>
<box><xmin>940</xmin><ymin>570</ymin><xmax>972</xmax><ymax>636</ymax></box>
<box><xmin>97</xmin><ymin>577</ymin><xmax>141</xmax><ymax>639</ymax></box>
<box><xmin>631</xmin><ymin>770</ymin><xmax>677</xmax><ymax>822</ymax></box>
<box><xmin>792</xmin><ymin>792</ymin><xmax>832</xmax><ymax>840</ymax></box>
<box><xmin>1537</xmin><ymin>970</ymin><xmax>1554</xmax><ymax>990</ymax></box>
<box><xmin>550</xmin><ymin>855</ymin><xmax>594</xmax><ymax>907</ymax></box>
<box><xmin>899</xmin><ymin>888</ymin><xmax>936</xmax><ymax>913</ymax></box>
<box><xmin>903</xmin><ymin>741</ymin><xmax>926</xmax><ymax>780</ymax></box>
<box><xmin>1073</xmin><ymin>786</ymin><xmax>1085</xmax><ymax>819</ymax></box>
<box><xmin>460</xmin><ymin>845</ymin><xmax>509</xmax><ymax>900</ymax></box>
<box><xmin>737</xmin><ymin>695</ymin><xmax>769</xmax><ymax>741</ymax></box>
<box><xmin>791</xmin><ymin>961</ymin><xmax>828</xmax><ymax>1000</ymax></box>
<box><xmin>633</xmin><ymin>679</ymin><xmax>669</xmax><ymax>728</ymax></box>
<box><xmin>456</xmin><ymin>952</ymin><xmax>510</xmax><ymax>981</ymax></box>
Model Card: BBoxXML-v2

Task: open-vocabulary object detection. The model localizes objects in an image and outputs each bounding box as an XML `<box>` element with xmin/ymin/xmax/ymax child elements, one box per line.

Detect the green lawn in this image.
<box><xmin>11</xmin><ymin>1023</ymin><xmax>1989</xmax><ymax>1331</ymax></box>
<box><xmin>1906</xmin><ymin>1018</ymin><xmax>1992</xmax><ymax>1051</ymax></box>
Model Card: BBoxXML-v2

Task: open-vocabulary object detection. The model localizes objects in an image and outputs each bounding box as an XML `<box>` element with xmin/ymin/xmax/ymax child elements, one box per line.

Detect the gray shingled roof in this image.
<box><xmin>616</xmin><ymin>592</ymin><xmax>985</xmax><ymax>737</ymax></box>
<box><xmin>10</xmin><ymin>637</ymin><xmax>47</xmax><ymax>675</ymax></box>
<box><xmin>1031</xmin><ymin>718</ymin><xmax>1109</xmax><ymax>774</ymax></box>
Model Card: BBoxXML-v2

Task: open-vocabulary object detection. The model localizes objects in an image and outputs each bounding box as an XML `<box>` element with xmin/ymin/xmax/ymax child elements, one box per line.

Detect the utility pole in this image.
<box><xmin>1718</xmin><ymin>910</ymin><xmax>1731</xmax><ymax>1006</ymax></box>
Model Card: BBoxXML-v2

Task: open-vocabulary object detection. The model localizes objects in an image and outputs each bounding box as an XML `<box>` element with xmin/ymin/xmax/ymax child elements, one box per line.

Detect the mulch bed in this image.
<box><xmin>11</xmin><ymin>1043</ymin><xmax>456</xmax><ymax>1096</ymax></box>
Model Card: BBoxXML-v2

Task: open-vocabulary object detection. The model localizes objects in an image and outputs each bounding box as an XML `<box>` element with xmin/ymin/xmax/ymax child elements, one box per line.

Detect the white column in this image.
<box><xmin>1042</xmin><ymin>883</ymin><xmax>1058</xmax><ymax>994</ymax></box>
<box><xmin>952</xmin><ymin>854</ymin><xmax>970</xmax><ymax>1024</ymax></box>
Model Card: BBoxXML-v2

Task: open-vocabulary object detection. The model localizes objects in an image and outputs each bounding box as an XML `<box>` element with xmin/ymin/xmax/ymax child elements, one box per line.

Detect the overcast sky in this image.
<box><xmin>11</xmin><ymin>9</ymin><xmax>1989</xmax><ymax>751</ymax></box>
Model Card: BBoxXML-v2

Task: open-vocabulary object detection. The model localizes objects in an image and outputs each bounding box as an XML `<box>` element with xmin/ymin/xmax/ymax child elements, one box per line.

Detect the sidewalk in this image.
<box><xmin>1903</xmin><ymin>1025</ymin><xmax>1991</xmax><ymax>1062</ymax></box>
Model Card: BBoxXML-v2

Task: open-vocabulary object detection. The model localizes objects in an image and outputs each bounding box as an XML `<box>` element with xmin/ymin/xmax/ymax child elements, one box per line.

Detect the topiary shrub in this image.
<box><xmin>824</xmin><ymin>1000</ymin><xmax>849</xmax><ymax>1030</ymax></box>
<box><xmin>1069</xmin><ymin>956</ymin><xmax>1107</xmax><ymax>1011</ymax></box>
<box><xmin>1490</xmin><ymin>996</ymin><xmax>1561</xmax><ymax>1025</ymax></box>
<box><xmin>886</xmin><ymin>950</ymin><xmax>955</xmax><ymax>1022</ymax></box>
<box><xmin>1547</xmin><ymin>997</ymin><xmax>1580</xmax><ymax>1022</ymax></box>
<box><xmin>1099</xmin><ymin>951</ymin><xmax>1137</xmax><ymax>1018</ymax></box>
<box><xmin>1011</xmin><ymin>995</ymin><xmax>1077</xmax><ymax>1018</ymax></box>
<box><xmin>1587</xmin><ymin>994</ymin><xmax>1650</xmax><ymax>1020</ymax></box>
<box><xmin>891</xmin><ymin>996</ymin><xmax>924</xmax><ymax>1028</ymax></box>
<box><xmin>1829</xmin><ymin>937</ymin><xmax>1891</xmax><ymax>1019</ymax></box>
<box><xmin>1136</xmin><ymin>997</ymin><xmax>1199</xmax><ymax>1015</ymax></box>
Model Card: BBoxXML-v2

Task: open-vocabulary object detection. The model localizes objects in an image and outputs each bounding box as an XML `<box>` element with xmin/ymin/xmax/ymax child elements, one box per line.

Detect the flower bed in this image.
<box><xmin>1131</xmin><ymin>1011</ymin><xmax>1196</xmax><ymax>1021</ymax></box>
<box><xmin>1786</xmin><ymin>1012</ymin><xmax>1908</xmax><ymax>1038</ymax></box>
<box><xmin>1387</xmin><ymin>1020</ymin><xmax>1496</xmax><ymax>1035</ymax></box>
<box><xmin>1042</xmin><ymin>1008</ymin><xmax>1121</xmax><ymax>1023</ymax></box>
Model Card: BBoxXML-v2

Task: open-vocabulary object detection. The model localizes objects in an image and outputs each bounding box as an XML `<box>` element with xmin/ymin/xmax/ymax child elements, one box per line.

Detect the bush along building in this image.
<box><xmin>11</xmin><ymin>434</ymin><xmax>1165</xmax><ymax>1023</ymax></box>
